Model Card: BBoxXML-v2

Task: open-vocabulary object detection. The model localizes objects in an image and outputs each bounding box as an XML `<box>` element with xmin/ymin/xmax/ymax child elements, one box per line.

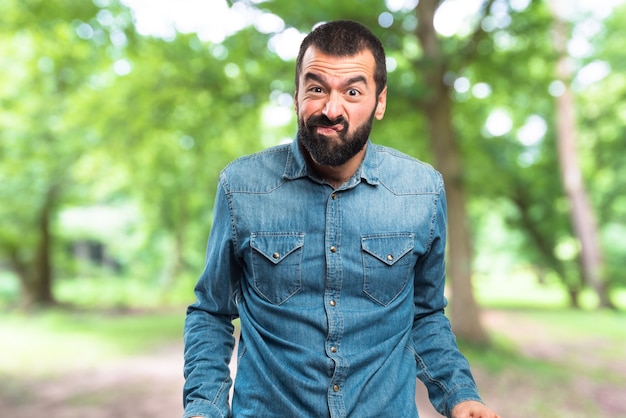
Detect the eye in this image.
<box><xmin>347</xmin><ymin>88</ymin><xmax>360</xmax><ymax>96</ymax></box>
<box><xmin>308</xmin><ymin>86</ymin><xmax>324</xmax><ymax>94</ymax></box>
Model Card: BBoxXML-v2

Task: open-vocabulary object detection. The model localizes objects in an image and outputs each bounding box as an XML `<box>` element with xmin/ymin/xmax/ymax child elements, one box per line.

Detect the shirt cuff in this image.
<box><xmin>183</xmin><ymin>400</ymin><xmax>228</xmax><ymax>418</ymax></box>
<box><xmin>442</xmin><ymin>386</ymin><xmax>483</xmax><ymax>417</ymax></box>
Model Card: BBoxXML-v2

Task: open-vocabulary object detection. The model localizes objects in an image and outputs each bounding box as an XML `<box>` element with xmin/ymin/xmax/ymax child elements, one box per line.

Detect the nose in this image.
<box><xmin>322</xmin><ymin>92</ymin><xmax>344</xmax><ymax>121</ymax></box>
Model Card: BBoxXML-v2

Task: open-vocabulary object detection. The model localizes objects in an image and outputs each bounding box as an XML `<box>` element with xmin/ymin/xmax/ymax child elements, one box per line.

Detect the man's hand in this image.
<box><xmin>451</xmin><ymin>400</ymin><xmax>500</xmax><ymax>418</ymax></box>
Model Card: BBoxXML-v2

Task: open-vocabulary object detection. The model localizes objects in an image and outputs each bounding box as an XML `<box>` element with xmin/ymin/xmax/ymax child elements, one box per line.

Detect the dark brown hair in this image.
<box><xmin>295</xmin><ymin>20</ymin><xmax>387</xmax><ymax>96</ymax></box>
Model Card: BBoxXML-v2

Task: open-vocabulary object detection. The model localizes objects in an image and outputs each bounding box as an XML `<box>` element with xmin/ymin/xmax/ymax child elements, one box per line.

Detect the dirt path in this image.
<box><xmin>1</xmin><ymin>310</ymin><xmax>624</xmax><ymax>417</ymax></box>
<box><xmin>480</xmin><ymin>310</ymin><xmax>626</xmax><ymax>418</ymax></box>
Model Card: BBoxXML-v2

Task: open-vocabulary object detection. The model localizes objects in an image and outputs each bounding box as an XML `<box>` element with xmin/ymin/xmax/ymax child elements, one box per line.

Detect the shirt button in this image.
<box><xmin>272</xmin><ymin>252</ymin><xmax>280</xmax><ymax>259</ymax></box>
<box><xmin>386</xmin><ymin>254</ymin><xmax>394</xmax><ymax>261</ymax></box>
<box><xmin>333</xmin><ymin>384</ymin><xmax>340</xmax><ymax>392</ymax></box>
<box><xmin>330</xmin><ymin>246</ymin><xmax>337</xmax><ymax>253</ymax></box>
<box><xmin>329</xmin><ymin>300</ymin><xmax>336</xmax><ymax>307</ymax></box>
<box><xmin>331</xmin><ymin>193</ymin><xmax>337</xmax><ymax>200</ymax></box>
<box><xmin>331</xmin><ymin>346</ymin><xmax>337</xmax><ymax>353</ymax></box>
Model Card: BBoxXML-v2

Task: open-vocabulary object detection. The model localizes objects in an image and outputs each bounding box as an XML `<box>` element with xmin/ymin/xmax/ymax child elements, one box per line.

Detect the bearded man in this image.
<box><xmin>183</xmin><ymin>20</ymin><xmax>499</xmax><ymax>418</ymax></box>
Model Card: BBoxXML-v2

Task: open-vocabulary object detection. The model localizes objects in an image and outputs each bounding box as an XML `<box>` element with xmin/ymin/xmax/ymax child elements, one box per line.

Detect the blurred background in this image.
<box><xmin>1</xmin><ymin>0</ymin><xmax>624</xmax><ymax>417</ymax></box>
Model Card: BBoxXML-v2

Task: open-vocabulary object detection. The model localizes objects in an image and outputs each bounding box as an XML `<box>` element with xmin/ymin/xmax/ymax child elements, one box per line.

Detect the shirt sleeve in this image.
<box><xmin>409</xmin><ymin>177</ymin><xmax>483</xmax><ymax>417</ymax></box>
<box><xmin>183</xmin><ymin>176</ymin><xmax>240</xmax><ymax>418</ymax></box>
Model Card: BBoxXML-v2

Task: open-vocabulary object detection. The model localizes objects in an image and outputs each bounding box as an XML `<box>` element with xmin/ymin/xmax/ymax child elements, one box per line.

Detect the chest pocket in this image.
<box><xmin>361</xmin><ymin>233</ymin><xmax>415</xmax><ymax>306</ymax></box>
<box><xmin>250</xmin><ymin>232</ymin><xmax>305</xmax><ymax>305</ymax></box>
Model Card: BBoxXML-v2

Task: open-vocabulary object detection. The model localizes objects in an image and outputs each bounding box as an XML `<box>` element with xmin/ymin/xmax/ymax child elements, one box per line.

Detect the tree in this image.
<box><xmin>581</xmin><ymin>3</ymin><xmax>626</xmax><ymax>294</ymax></box>
<box><xmin>0</xmin><ymin>0</ymin><xmax>292</xmax><ymax>306</ymax></box>
<box><xmin>412</xmin><ymin>0</ymin><xmax>494</xmax><ymax>343</ymax></box>
<box><xmin>0</xmin><ymin>0</ymin><xmax>113</xmax><ymax>306</ymax></box>
<box><xmin>447</xmin><ymin>0</ymin><xmax>623</xmax><ymax>309</ymax></box>
<box><xmin>550</xmin><ymin>1</ymin><xmax>613</xmax><ymax>309</ymax></box>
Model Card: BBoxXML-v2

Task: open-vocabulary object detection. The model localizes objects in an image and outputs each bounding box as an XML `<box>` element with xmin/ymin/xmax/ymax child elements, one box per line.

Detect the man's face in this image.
<box><xmin>295</xmin><ymin>47</ymin><xmax>387</xmax><ymax>167</ymax></box>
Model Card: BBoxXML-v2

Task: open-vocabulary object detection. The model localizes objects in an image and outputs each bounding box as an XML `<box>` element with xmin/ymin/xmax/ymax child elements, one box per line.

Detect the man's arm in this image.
<box><xmin>183</xmin><ymin>179</ymin><xmax>240</xmax><ymax>418</ymax></box>
<box><xmin>409</xmin><ymin>179</ymin><xmax>488</xmax><ymax>417</ymax></box>
<box><xmin>183</xmin><ymin>308</ymin><xmax>236</xmax><ymax>417</ymax></box>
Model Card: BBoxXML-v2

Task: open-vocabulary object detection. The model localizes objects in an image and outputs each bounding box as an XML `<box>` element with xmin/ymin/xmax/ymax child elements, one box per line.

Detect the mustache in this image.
<box><xmin>306</xmin><ymin>114</ymin><xmax>347</xmax><ymax>129</ymax></box>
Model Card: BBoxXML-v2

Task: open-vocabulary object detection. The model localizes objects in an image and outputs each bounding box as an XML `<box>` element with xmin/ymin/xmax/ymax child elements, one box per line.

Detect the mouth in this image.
<box><xmin>315</xmin><ymin>124</ymin><xmax>344</xmax><ymax>136</ymax></box>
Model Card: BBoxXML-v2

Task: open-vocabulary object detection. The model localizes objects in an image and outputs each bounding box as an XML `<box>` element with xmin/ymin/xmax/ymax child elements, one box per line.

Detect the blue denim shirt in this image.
<box><xmin>183</xmin><ymin>139</ymin><xmax>482</xmax><ymax>418</ymax></box>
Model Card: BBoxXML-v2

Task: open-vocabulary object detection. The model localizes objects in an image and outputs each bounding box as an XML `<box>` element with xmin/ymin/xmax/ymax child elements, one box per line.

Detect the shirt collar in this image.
<box><xmin>284</xmin><ymin>139</ymin><xmax>380</xmax><ymax>186</ymax></box>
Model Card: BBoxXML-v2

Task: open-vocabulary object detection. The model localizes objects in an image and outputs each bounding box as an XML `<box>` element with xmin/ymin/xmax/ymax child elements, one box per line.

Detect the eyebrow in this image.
<box><xmin>304</xmin><ymin>72</ymin><xmax>325</xmax><ymax>84</ymax></box>
<box><xmin>346</xmin><ymin>75</ymin><xmax>367</xmax><ymax>86</ymax></box>
<box><xmin>304</xmin><ymin>72</ymin><xmax>368</xmax><ymax>87</ymax></box>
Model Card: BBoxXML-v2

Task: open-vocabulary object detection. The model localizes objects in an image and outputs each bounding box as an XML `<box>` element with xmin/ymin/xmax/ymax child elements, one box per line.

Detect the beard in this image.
<box><xmin>297</xmin><ymin>108</ymin><xmax>376</xmax><ymax>167</ymax></box>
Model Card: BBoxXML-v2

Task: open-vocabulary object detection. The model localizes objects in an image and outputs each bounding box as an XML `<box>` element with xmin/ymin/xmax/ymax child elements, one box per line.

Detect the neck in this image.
<box><xmin>304</xmin><ymin>144</ymin><xmax>367</xmax><ymax>188</ymax></box>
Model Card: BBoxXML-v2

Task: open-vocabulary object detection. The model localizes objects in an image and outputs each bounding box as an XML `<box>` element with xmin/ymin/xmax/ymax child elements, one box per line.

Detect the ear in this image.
<box><xmin>374</xmin><ymin>86</ymin><xmax>387</xmax><ymax>120</ymax></box>
<box><xmin>294</xmin><ymin>88</ymin><xmax>299</xmax><ymax>114</ymax></box>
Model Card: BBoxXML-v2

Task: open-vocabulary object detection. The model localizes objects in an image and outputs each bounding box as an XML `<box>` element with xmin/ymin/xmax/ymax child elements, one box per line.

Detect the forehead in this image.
<box><xmin>299</xmin><ymin>47</ymin><xmax>376</xmax><ymax>83</ymax></box>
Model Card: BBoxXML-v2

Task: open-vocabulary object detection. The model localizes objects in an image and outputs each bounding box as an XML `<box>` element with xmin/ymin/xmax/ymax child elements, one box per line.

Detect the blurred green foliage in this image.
<box><xmin>0</xmin><ymin>0</ymin><xmax>625</xmax><ymax>308</ymax></box>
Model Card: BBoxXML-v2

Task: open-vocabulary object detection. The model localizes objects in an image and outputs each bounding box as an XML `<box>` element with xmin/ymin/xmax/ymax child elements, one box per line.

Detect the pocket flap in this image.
<box><xmin>361</xmin><ymin>233</ymin><xmax>414</xmax><ymax>266</ymax></box>
<box><xmin>251</xmin><ymin>232</ymin><xmax>305</xmax><ymax>264</ymax></box>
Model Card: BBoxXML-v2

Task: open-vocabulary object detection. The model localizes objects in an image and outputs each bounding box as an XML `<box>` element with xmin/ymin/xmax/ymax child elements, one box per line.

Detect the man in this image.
<box><xmin>183</xmin><ymin>20</ymin><xmax>499</xmax><ymax>418</ymax></box>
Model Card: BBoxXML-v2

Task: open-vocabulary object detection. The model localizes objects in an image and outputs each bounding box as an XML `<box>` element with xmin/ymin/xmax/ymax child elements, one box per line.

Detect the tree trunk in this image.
<box><xmin>550</xmin><ymin>2</ymin><xmax>614</xmax><ymax>309</ymax></box>
<box><xmin>12</xmin><ymin>186</ymin><xmax>57</xmax><ymax>308</ymax></box>
<box><xmin>510</xmin><ymin>186</ymin><xmax>583</xmax><ymax>308</ymax></box>
<box><xmin>416</xmin><ymin>0</ymin><xmax>489</xmax><ymax>344</ymax></box>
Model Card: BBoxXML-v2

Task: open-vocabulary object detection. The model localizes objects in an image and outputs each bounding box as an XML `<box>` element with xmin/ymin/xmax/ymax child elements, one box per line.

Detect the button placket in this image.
<box><xmin>325</xmin><ymin>181</ymin><xmax>346</xmax><ymax>415</ymax></box>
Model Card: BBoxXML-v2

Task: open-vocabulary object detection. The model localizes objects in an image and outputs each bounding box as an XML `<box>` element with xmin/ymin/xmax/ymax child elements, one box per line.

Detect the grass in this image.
<box><xmin>54</xmin><ymin>274</ymin><xmax>197</xmax><ymax>309</ymax></box>
<box><xmin>461</xmin><ymin>308</ymin><xmax>626</xmax><ymax>371</ymax></box>
<box><xmin>1</xmin><ymin>272</ymin><xmax>189</xmax><ymax>378</ymax></box>
<box><xmin>474</xmin><ymin>269</ymin><xmax>626</xmax><ymax>310</ymax></box>
<box><xmin>0</xmin><ymin>308</ymin><xmax>185</xmax><ymax>378</ymax></box>
<box><xmin>0</xmin><ymin>270</ymin><xmax>198</xmax><ymax>310</ymax></box>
